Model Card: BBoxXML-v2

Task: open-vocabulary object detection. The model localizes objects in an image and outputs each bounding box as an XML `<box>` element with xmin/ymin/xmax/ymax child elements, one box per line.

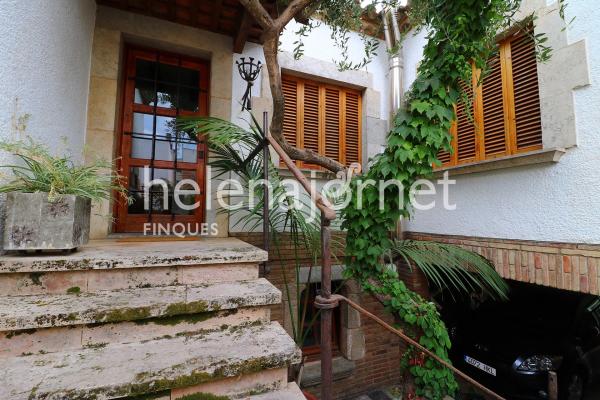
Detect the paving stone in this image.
<box><xmin>0</xmin><ymin>278</ymin><xmax>280</xmax><ymax>331</ymax></box>
<box><xmin>1</xmin><ymin>322</ymin><xmax>301</xmax><ymax>400</ymax></box>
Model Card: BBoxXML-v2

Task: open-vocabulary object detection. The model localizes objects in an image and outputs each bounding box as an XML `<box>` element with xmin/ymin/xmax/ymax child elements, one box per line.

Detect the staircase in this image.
<box><xmin>0</xmin><ymin>238</ymin><xmax>303</xmax><ymax>400</ymax></box>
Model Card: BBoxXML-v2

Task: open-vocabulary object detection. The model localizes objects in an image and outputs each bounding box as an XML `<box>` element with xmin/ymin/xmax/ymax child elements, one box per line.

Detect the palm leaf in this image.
<box><xmin>389</xmin><ymin>239</ymin><xmax>509</xmax><ymax>300</ymax></box>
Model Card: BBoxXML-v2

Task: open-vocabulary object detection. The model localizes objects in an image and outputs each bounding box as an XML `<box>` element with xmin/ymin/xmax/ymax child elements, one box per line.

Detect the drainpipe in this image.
<box><xmin>382</xmin><ymin>7</ymin><xmax>404</xmax><ymax>118</ymax></box>
<box><xmin>382</xmin><ymin>7</ymin><xmax>405</xmax><ymax>239</ymax></box>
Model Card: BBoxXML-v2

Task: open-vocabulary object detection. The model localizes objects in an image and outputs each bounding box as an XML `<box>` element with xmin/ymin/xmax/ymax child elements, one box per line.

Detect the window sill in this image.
<box><xmin>434</xmin><ymin>148</ymin><xmax>566</xmax><ymax>177</ymax></box>
<box><xmin>300</xmin><ymin>356</ymin><xmax>356</xmax><ymax>388</ymax></box>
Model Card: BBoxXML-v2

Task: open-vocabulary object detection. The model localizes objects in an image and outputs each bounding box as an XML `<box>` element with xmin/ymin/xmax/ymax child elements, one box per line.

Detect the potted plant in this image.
<box><xmin>0</xmin><ymin>139</ymin><xmax>127</xmax><ymax>251</ymax></box>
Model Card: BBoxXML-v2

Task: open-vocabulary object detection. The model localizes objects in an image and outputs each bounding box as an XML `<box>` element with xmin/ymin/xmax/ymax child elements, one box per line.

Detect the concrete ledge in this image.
<box><xmin>2</xmin><ymin>322</ymin><xmax>301</xmax><ymax>400</ymax></box>
<box><xmin>0</xmin><ymin>278</ymin><xmax>280</xmax><ymax>331</ymax></box>
<box><xmin>0</xmin><ymin>238</ymin><xmax>268</xmax><ymax>273</ymax></box>
<box><xmin>434</xmin><ymin>148</ymin><xmax>566</xmax><ymax>176</ymax></box>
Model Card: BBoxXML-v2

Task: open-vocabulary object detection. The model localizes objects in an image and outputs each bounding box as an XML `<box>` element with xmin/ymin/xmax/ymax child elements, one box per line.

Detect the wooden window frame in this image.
<box><xmin>114</xmin><ymin>45</ymin><xmax>210</xmax><ymax>233</ymax></box>
<box><xmin>282</xmin><ymin>75</ymin><xmax>363</xmax><ymax>169</ymax></box>
<box><xmin>299</xmin><ymin>281</ymin><xmax>342</xmax><ymax>360</ymax></box>
<box><xmin>437</xmin><ymin>27</ymin><xmax>542</xmax><ymax>169</ymax></box>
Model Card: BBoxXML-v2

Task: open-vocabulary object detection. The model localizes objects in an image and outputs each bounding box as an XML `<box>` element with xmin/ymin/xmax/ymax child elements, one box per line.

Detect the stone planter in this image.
<box><xmin>3</xmin><ymin>192</ymin><xmax>91</xmax><ymax>251</ymax></box>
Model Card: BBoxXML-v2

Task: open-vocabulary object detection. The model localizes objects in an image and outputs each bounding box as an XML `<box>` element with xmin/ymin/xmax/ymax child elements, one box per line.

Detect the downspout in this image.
<box><xmin>382</xmin><ymin>7</ymin><xmax>405</xmax><ymax>239</ymax></box>
<box><xmin>382</xmin><ymin>7</ymin><xmax>404</xmax><ymax>118</ymax></box>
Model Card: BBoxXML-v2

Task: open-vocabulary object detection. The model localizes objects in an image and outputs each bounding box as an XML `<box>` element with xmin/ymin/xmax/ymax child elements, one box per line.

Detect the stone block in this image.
<box><xmin>178</xmin><ymin>263</ymin><xmax>259</xmax><ymax>284</ymax></box>
<box><xmin>87</xmin><ymin>76</ymin><xmax>118</xmax><ymax>131</ymax></box>
<box><xmin>90</xmin><ymin>27</ymin><xmax>121</xmax><ymax>80</ymax></box>
<box><xmin>172</xmin><ymin>367</ymin><xmax>287</xmax><ymax>399</ymax></box>
<box><xmin>3</xmin><ymin>193</ymin><xmax>90</xmax><ymax>251</ymax></box>
<box><xmin>86</xmin><ymin>266</ymin><xmax>178</xmax><ymax>292</ymax></box>
<box><xmin>341</xmin><ymin>326</ymin><xmax>365</xmax><ymax>360</ymax></box>
<box><xmin>366</xmin><ymin>116</ymin><xmax>388</xmax><ymax>145</ymax></box>
<box><xmin>364</xmin><ymin>88</ymin><xmax>381</xmax><ymax>119</ymax></box>
<box><xmin>341</xmin><ymin>300</ymin><xmax>361</xmax><ymax>329</ymax></box>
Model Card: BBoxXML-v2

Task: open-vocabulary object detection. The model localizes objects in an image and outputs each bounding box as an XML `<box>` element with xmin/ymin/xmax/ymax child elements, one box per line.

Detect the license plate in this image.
<box><xmin>464</xmin><ymin>355</ymin><xmax>497</xmax><ymax>376</ymax></box>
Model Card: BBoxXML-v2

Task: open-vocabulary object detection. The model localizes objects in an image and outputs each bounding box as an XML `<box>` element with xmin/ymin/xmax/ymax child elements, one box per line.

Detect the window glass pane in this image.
<box><xmin>136</xmin><ymin>59</ymin><xmax>156</xmax><ymax>80</ymax></box>
<box><xmin>156</xmin><ymin>83</ymin><xmax>178</xmax><ymax>108</ymax></box>
<box><xmin>172</xmin><ymin>171</ymin><xmax>198</xmax><ymax>215</ymax></box>
<box><xmin>178</xmin><ymin>142</ymin><xmax>198</xmax><ymax>163</ymax></box>
<box><xmin>127</xmin><ymin>191</ymin><xmax>146</xmax><ymax>214</ymax></box>
<box><xmin>128</xmin><ymin>168</ymin><xmax>198</xmax><ymax>215</ymax></box>
<box><xmin>180</xmin><ymin>67</ymin><xmax>200</xmax><ymax>87</ymax></box>
<box><xmin>179</xmin><ymin>87</ymin><xmax>199</xmax><ymax>112</ymax></box>
<box><xmin>131</xmin><ymin>113</ymin><xmax>154</xmax><ymax>159</ymax></box>
<box><xmin>158</xmin><ymin>63</ymin><xmax>179</xmax><ymax>83</ymax></box>
<box><xmin>154</xmin><ymin>116</ymin><xmax>176</xmax><ymax>161</ymax></box>
<box><xmin>134</xmin><ymin>79</ymin><xmax>155</xmax><ymax>106</ymax></box>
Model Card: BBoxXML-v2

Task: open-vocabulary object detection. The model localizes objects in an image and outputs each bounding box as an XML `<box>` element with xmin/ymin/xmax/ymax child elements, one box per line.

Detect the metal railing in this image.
<box><xmin>255</xmin><ymin>112</ymin><xmax>509</xmax><ymax>400</ymax></box>
<box><xmin>256</xmin><ymin>112</ymin><xmax>338</xmax><ymax>400</ymax></box>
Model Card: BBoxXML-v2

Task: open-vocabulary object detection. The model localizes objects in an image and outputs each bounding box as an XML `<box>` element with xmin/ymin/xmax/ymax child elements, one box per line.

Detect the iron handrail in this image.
<box><xmin>265</xmin><ymin>135</ymin><xmax>336</xmax><ymax>221</ymax></box>
<box><xmin>322</xmin><ymin>293</ymin><xmax>507</xmax><ymax>400</ymax></box>
<box><xmin>261</xmin><ymin>114</ymin><xmax>504</xmax><ymax>399</ymax></box>
<box><xmin>260</xmin><ymin>117</ymin><xmax>337</xmax><ymax>400</ymax></box>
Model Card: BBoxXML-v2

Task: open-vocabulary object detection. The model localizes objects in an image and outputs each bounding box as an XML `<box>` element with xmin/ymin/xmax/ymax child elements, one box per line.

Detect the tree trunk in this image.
<box><xmin>239</xmin><ymin>0</ymin><xmax>345</xmax><ymax>174</ymax></box>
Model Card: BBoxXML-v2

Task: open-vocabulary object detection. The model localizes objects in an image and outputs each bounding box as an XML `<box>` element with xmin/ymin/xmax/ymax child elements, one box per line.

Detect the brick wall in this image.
<box><xmin>230</xmin><ymin>232</ymin><xmax>402</xmax><ymax>399</ymax></box>
<box><xmin>405</xmin><ymin>231</ymin><xmax>600</xmax><ymax>295</ymax></box>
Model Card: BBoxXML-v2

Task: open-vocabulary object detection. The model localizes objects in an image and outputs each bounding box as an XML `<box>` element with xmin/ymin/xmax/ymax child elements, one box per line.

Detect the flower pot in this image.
<box><xmin>3</xmin><ymin>192</ymin><xmax>91</xmax><ymax>251</ymax></box>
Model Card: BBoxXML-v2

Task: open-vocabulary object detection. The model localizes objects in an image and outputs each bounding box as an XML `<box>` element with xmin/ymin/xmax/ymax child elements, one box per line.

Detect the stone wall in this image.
<box><xmin>230</xmin><ymin>232</ymin><xmax>402</xmax><ymax>399</ymax></box>
<box><xmin>406</xmin><ymin>231</ymin><xmax>600</xmax><ymax>295</ymax></box>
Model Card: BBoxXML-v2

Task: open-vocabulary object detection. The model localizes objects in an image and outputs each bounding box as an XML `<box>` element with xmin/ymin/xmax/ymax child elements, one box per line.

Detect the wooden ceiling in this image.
<box><xmin>96</xmin><ymin>0</ymin><xmax>279</xmax><ymax>53</ymax></box>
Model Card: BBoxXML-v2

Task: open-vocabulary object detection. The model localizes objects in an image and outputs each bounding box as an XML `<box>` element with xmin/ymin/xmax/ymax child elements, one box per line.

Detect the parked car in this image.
<box><xmin>438</xmin><ymin>282</ymin><xmax>600</xmax><ymax>400</ymax></box>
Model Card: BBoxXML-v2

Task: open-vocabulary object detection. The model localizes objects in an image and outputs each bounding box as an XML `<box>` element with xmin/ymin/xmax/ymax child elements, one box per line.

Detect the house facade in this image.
<box><xmin>0</xmin><ymin>1</ymin><xmax>395</xmax><ymax>399</ymax></box>
<box><xmin>403</xmin><ymin>0</ymin><xmax>600</xmax><ymax>296</ymax></box>
<box><xmin>0</xmin><ymin>0</ymin><xmax>598</xmax><ymax>399</ymax></box>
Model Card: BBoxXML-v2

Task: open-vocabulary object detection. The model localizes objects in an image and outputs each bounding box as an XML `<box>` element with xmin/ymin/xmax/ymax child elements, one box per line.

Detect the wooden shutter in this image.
<box><xmin>435</xmin><ymin>24</ymin><xmax>542</xmax><ymax>169</ymax></box>
<box><xmin>281</xmin><ymin>75</ymin><xmax>362</xmax><ymax>168</ymax></box>
<box><xmin>302</xmin><ymin>81</ymin><xmax>320</xmax><ymax>157</ymax></box>
<box><xmin>344</xmin><ymin>90</ymin><xmax>361</xmax><ymax>166</ymax></box>
<box><xmin>324</xmin><ymin>87</ymin><xmax>341</xmax><ymax>162</ymax></box>
<box><xmin>482</xmin><ymin>53</ymin><xmax>509</xmax><ymax>157</ymax></box>
<box><xmin>455</xmin><ymin>78</ymin><xmax>477</xmax><ymax>163</ymax></box>
<box><xmin>509</xmin><ymin>29</ymin><xmax>543</xmax><ymax>152</ymax></box>
<box><xmin>282</xmin><ymin>77</ymin><xmax>298</xmax><ymax>148</ymax></box>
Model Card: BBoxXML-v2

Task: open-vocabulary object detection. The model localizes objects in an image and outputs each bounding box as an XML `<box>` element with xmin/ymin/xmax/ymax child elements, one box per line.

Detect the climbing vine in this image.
<box><xmin>341</xmin><ymin>0</ymin><xmax>567</xmax><ymax>398</ymax></box>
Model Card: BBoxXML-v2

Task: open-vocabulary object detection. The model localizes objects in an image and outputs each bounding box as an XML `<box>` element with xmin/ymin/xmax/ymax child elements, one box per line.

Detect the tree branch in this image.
<box><xmin>238</xmin><ymin>0</ymin><xmax>345</xmax><ymax>173</ymax></box>
<box><xmin>237</xmin><ymin>0</ymin><xmax>273</xmax><ymax>30</ymax></box>
<box><xmin>262</xmin><ymin>34</ymin><xmax>345</xmax><ymax>173</ymax></box>
<box><xmin>273</xmin><ymin>0</ymin><xmax>315</xmax><ymax>30</ymax></box>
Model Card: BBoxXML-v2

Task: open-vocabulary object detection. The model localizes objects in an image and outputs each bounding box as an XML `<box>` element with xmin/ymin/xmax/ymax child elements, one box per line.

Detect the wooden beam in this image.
<box><xmin>211</xmin><ymin>0</ymin><xmax>223</xmax><ymax>31</ymax></box>
<box><xmin>233</xmin><ymin>11</ymin><xmax>253</xmax><ymax>53</ymax></box>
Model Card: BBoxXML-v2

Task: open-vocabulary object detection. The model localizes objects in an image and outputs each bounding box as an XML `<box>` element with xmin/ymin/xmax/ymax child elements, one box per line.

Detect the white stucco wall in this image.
<box><xmin>404</xmin><ymin>1</ymin><xmax>600</xmax><ymax>244</ymax></box>
<box><xmin>0</xmin><ymin>0</ymin><xmax>96</xmax><ymax>164</ymax></box>
<box><xmin>402</xmin><ymin>28</ymin><xmax>427</xmax><ymax>93</ymax></box>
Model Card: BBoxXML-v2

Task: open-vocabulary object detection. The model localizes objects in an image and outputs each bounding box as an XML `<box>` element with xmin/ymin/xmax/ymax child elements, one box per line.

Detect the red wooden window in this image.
<box><xmin>115</xmin><ymin>47</ymin><xmax>210</xmax><ymax>232</ymax></box>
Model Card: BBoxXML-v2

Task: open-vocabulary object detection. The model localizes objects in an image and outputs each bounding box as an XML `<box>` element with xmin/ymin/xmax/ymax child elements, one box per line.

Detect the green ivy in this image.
<box><xmin>340</xmin><ymin>0</ymin><xmax>565</xmax><ymax>398</ymax></box>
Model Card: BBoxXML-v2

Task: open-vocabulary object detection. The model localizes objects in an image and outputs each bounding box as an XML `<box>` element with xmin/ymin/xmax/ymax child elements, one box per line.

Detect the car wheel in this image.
<box><xmin>566</xmin><ymin>372</ymin><xmax>585</xmax><ymax>400</ymax></box>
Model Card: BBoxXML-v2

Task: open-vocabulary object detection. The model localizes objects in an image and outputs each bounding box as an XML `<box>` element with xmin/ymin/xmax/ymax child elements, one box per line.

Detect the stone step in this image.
<box><xmin>0</xmin><ymin>238</ymin><xmax>267</xmax><ymax>296</ymax></box>
<box><xmin>0</xmin><ymin>238</ymin><xmax>267</xmax><ymax>274</ymax></box>
<box><xmin>1</xmin><ymin>322</ymin><xmax>301</xmax><ymax>400</ymax></box>
<box><xmin>0</xmin><ymin>306</ymin><xmax>270</xmax><ymax>359</ymax></box>
<box><xmin>244</xmin><ymin>382</ymin><xmax>306</xmax><ymax>399</ymax></box>
<box><xmin>0</xmin><ymin>278</ymin><xmax>280</xmax><ymax>331</ymax></box>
